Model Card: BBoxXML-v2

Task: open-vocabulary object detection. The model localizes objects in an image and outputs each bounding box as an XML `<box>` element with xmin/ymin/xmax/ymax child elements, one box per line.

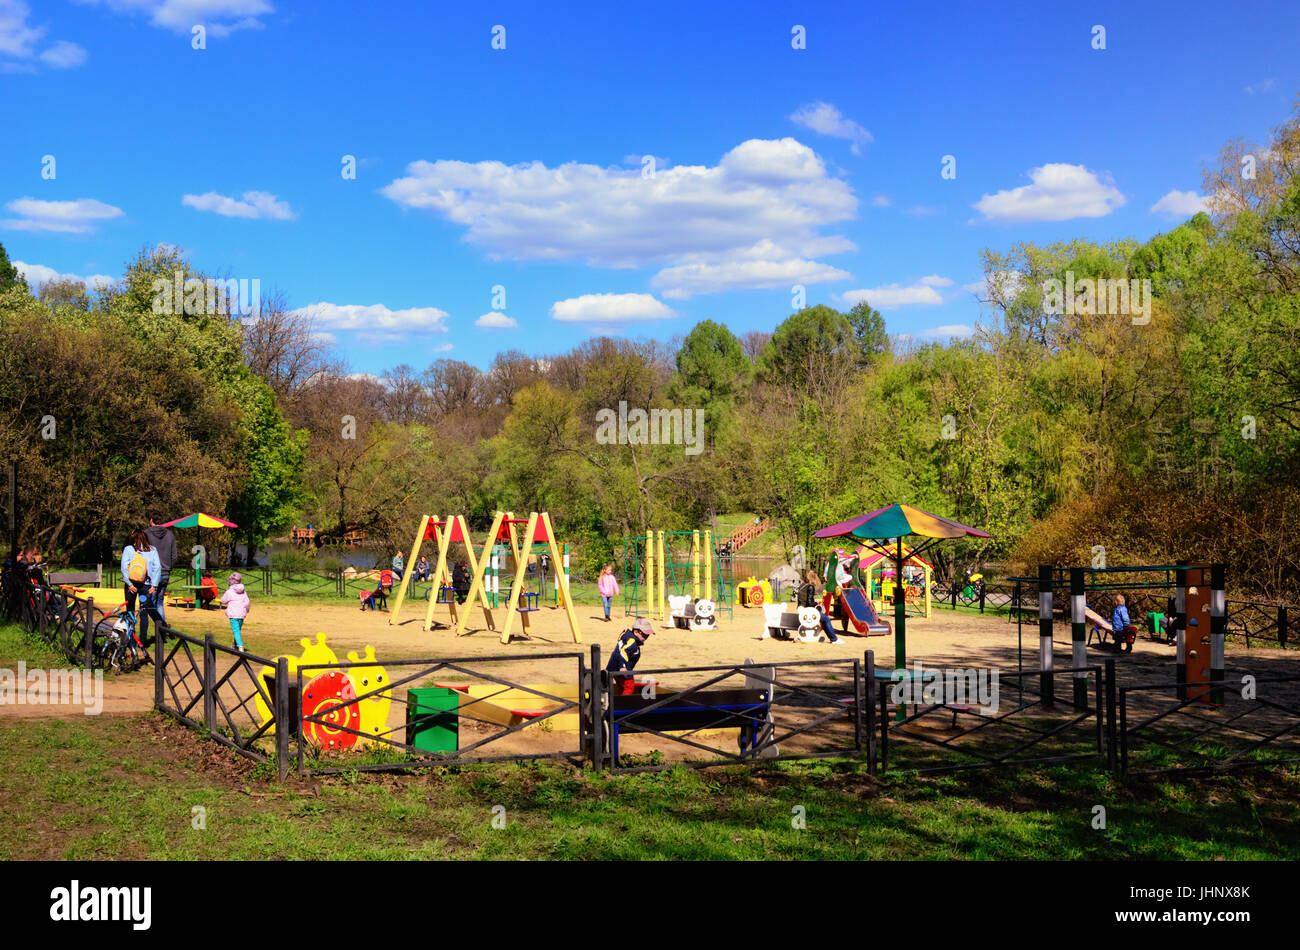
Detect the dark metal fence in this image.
<box><xmin>597</xmin><ymin>650</ymin><xmax>869</xmax><ymax>774</ymax></box>
<box><xmin>1119</xmin><ymin>675</ymin><xmax>1300</xmax><ymax>775</ymax></box>
<box><xmin>295</xmin><ymin>652</ymin><xmax>588</xmax><ymax>775</ymax></box>
<box><xmin>876</xmin><ymin>663</ymin><xmax>1112</xmax><ymax>774</ymax></box>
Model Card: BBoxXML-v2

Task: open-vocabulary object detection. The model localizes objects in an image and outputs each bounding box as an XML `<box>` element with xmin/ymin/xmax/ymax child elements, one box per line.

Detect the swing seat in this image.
<box><xmin>517</xmin><ymin>591</ymin><xmax>539</xmax><ymax>613</ymax></box>
<box><xmin>437</xmin><ymin>586</ymin><xmax>456</xmax><ymax>604</ymax></box>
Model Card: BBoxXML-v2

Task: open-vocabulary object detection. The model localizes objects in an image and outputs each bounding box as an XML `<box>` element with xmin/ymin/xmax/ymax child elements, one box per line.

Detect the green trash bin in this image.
<box><xmin>406</xmin><ymin>687</ymin><xmax>459</xmax><ymax>752</ymax></box>
<box><xmin>1147</xmin><ymin>612</ymin><xmax>1165</xmax><ymax>635</ymax></box>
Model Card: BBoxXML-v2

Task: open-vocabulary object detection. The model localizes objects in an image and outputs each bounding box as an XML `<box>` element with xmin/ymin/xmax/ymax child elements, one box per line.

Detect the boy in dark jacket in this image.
<box><xmin>606</xmin><ymin>618</ymin><xmax>655</xmax><ymax>674</ymax></box>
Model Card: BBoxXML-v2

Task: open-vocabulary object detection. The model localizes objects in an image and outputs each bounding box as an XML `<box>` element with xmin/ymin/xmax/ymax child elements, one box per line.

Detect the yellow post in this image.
<box><xmin>389</xmin><ymin>515</ymin><xmax>430</xmax><ymax>625</ymax></box>
<box><xmin>924</xmin><ymin>563</ymin><xmax>932</xmax><ymax>619</ymax></box>
<box><xmin>644</xmin><ymin>531</ymin><xmax>654</xmax><ymax>620</ymax></box>
<box><xmin>456</xmin><ymin>511</ymin><xmax>504</xmax><ymax>636</ymax></box>
<box><xmin>692</xmin><ymin>530</ymin><xmax>700</xmax><ymax>599</ymax></box>
<box><xmin>457</xmin><ymin>515</ymin><xmax>497</xmax><ymax>631</ymax></box>
<box><xmin>657</xmin><ymin>530</ymin><xmax>666</xmax><ymax>621</ymax></box>
<box><xmin>704</xmin><ymin>530</ymin><xmax>712</xmax><ymax>601</ymax></box>
<box><xmin>542</xmin><ymin>511</ymin><xmax>581</xmax><ymax>644</ymax></box>
<box><xmin>423</xmin><ymin>516</ymin><xmax>458</xmax><ymax>632</ymax></box>
<box><xmin>500</xmin><ymin>512</ymin><xmax>541</xmax><ymax>644</ymax></box>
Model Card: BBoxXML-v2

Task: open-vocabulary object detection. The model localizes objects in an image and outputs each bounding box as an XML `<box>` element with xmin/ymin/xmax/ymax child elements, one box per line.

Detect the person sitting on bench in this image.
<box><xmin>197</xmin><ymin>570</ymin><xmax>219</xmax><ymax>608</ymax></box>
<box><xmin>607</xmin><ymin>617</ymin><xmax>655</xmax><ymax>677</ymax></box>
<box><xmin>798</xmin><ymin>570</ymin><xmax>841</xmax><ymax>643</ymax></box>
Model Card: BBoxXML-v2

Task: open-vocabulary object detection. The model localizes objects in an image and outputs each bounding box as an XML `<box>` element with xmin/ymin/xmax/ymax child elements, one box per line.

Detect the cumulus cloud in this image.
<box><xmin>838</xmin><ymin>275</ymin><xmax>952</xmax><ymax>310</ymax></box>
<box><xmin>292</xmin><ymin>302</ymin><xmax>450</xmax><ymax>338</ymax></box>
<box><xmin>652</xmin><ymin>257</ymin><xmax>850</xmax><ymax>300</ymax></box>
<box><xmin>789</xmin><ymin>102</ymin><xmax>873</xmax><ymax>155</ymax></box>
<box><xmin>182</xmin><ymin>190</ymin><xmax>295</xmax><ymax>220</ymax></box>
<box><xmin>14</xmin><ymin>260</ymin><xmax>115</xmax><ymax>290</ymax></box>
<box><xmin>973</xmin><ymin>163</ymin><xmax>1125</xmax><ymax>222</ymax></box>
<box><xmin>550</xmin><ymin>293</ymin><xmax>674</xmax><ymax>324</ymax></box>
<box><xmin>39</xmin><ymin>39</ymin><xmax>86</xmax><ymax>67</ymax></box>
<box><xmin>0</xmin><ymin>1</ymin><xmax>86</xmax><ymax>70</ymax></box>
<box><xmin>1150</xmin><ymin>189</ymin><xmax>1210</xmax><ymax>217</ymax></box>
<box><xmin>1</xmin><ymin>197</ymin><xmax>124</xmax><ymax>233</ymax></box>
<box><xmin>76</xmin><ymin>0</ymin><xmax>273</xmax><ymax>38</ymax></box>
<box><xmin>475</xmin><ymin>311</ymin><xmax>518</xmax><ymax>328</ymax></box>
<box><xmin>921</xmin><ymin>324</ymin><xmax>976</xmax><ymax>340</ymax></box>
<box><xmin>380</xmin><ymin>137</ymin><xmax>856</xmax><ymax>296</ymax></box>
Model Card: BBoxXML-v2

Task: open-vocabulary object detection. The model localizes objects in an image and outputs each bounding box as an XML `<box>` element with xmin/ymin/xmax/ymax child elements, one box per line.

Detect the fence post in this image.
<box><xmin>154</xmin><ymin>622</ymin><xmax>164</xmax><ymax>708</ymax></box>
<box><xmin>978</xmin><ymin>583</ymin><xmax>986</xmax><ymax>613</ymax></box>
<box><xmin>879</xmin><ymin>665</ymin><xmax>889</xmax><ymax>772</ymax></box>
<box><xmin>1210</xmin><ymin>564</ymin><xmax>1226</xmax><ymax>705</ymax></box>
<box><xmin>1174</xmin><ymin>562</ymin><xmax>1188</xmax><ymax>700</ymax></box>
<box><xmin>1038</xmin><ymin>565</ymin><xmax>1054</xmax><ymax>709</ymax></box>
<box><xmin>203</xmin><ymin>633</ymin><xmax>216</xmax><ymax>733</ymax></box>
<box><xmin>589</xmin><ymin>644</ymin><xmax>604</xmax><ymax>771</ymax></box>
<box><xmin>1119</xmin><ymin>690</ymin><xmax>1128</xmax><ymax>775</ymax></box>
<box><xmin>1279</xmin><ymin>605</ymin><xmax>1288</xmax><ymax>649</ymax></box>
<box><xmin>84</xmin><ymin>596</ymin><xmax>94</xmax><ymax>669</ymax></box>
<box><xmin>864</xmin><ymin>650</ymin><xmax>876</xmax><ymax>776</ymax></box>
<box><xmin>1104</xmin><ymin>658</ymin><xmax>1117</xmax><ymax>772</ymax></box>
<box><xmin>1071</xmin><ymin>567</ymin><xmax>1087</xmax><ymax>710</ymax></box>
<box><xmin>950</xmin><ymin>580</ymin><xmax>957</xmax><ymax>609</ymax></box>
<box><xmin>38</xmin><ymin>588</ymin><xmax>47</xmax><ymax>643</ymax></box>
<box><xmin>275</xmin><ymin>656</ymin><xmax>290</xmax><ymax>780</ymax></box>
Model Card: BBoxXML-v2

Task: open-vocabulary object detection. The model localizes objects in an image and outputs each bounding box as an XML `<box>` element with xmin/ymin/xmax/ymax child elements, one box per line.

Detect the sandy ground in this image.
<box><xmin>11</xmin><ymin>598</ymin><xmax>1297</xmax><ymax>724</ymax></box>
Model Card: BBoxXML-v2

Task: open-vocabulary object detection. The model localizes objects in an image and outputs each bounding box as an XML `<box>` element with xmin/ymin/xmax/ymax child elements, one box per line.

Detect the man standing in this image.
<box><xmin>142</xmin><ymin>513</ymin><xmax>177</xmax><ymax>643</ymax></box>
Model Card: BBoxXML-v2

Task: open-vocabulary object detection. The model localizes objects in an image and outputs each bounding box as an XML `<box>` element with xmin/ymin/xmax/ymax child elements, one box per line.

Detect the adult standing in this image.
<box><xmin>142</xmin><ymin>512</ymin><xmax>177</xmax><ymax>641</ymax></box>
<box><xmin>121</xmin><ymin>529</ymin><xmax>161</xmax><ymax>653</ymax></box>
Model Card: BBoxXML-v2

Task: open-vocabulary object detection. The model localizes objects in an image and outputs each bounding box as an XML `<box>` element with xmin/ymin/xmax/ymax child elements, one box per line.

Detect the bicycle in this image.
<box><xmin>93</xmin><ymin>609</ymin><xmax>152</xmax><ymax>674</ymax></box>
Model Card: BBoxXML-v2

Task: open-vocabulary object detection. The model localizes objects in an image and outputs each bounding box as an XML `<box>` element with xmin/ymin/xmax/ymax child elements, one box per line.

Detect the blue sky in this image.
<box><xmin>4</xmin><ymin>0</ymin><xmax>1298</xmax><ymax>374</ymax></box>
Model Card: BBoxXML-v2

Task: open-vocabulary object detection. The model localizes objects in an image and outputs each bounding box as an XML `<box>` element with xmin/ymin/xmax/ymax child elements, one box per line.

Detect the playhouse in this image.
<box><xmin>862</xmin><ymin>544</ymin><xmax>933</xmax><ymax>619</ymax></box>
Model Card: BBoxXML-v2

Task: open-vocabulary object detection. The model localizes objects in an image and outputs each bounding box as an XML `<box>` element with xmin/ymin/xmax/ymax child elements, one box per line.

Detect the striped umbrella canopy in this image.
<box><xmin>161</xmin><ymin>513</ymin><xmax>238</xmax><ymax>582</ymax></box>
<box><xmin>815</xmin><ymin>504</ymin><xmax>989</xmax><ymax>669</ymax></box>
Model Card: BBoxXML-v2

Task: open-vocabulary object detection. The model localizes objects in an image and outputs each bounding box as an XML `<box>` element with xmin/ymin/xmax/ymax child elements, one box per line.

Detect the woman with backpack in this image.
<box><xmin>120</xmin><ymin>530</ymin><xmax>161</xmax><ymax>652</ymax></box>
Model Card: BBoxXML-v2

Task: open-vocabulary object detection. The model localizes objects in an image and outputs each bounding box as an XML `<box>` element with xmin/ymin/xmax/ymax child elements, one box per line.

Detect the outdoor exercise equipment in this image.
<box><xmin>621</xmin><ymin>529</ymin><xmax>734</xmax><ymax>622</ymax></box>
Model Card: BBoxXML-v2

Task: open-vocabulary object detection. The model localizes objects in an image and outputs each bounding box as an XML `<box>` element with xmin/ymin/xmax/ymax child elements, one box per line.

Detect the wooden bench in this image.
<box><xmin>606</xmin><ymin>683</ymin><xmax>772</xmax><ymax>759</ymax></box>
<box><xmin>761</xmin><ymin>602</ymin><xmax>824</xmax><ymax>641</ymax></box>
<box><xmin>49</xmin><ymin>568</ymin><xmax>102</xmax><ymax>587</ymax></box>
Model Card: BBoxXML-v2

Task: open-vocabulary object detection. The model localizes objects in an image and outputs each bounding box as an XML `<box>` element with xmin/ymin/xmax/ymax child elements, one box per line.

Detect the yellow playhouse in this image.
<box><xmin>861</xmin><ymin>544</ymin><xmax>932</xmax><ymax>619</ymax></box>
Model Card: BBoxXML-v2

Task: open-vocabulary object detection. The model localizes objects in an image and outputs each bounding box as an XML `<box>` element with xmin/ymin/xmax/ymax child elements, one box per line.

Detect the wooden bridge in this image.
<box><xmin>722</xmin><ymin>517</ymin><xmax>772</xmax><ymax>554</ymax></box>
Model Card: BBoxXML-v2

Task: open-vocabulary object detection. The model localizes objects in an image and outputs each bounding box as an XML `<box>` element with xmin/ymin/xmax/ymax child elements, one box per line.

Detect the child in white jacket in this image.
<box><xmin>220</xmin><ymin>572</ymin><xmax>251</xmax><ymax>651</ymax></box>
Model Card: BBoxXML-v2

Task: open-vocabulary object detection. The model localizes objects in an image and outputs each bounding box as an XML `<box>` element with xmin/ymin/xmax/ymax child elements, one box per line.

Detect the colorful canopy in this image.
<box><xmin>814</xmin><ymin>504</ymin><xmax>989</xmax><ymax>542</ymax></box>
<box><xmin>163</xmin><ymin>513</ymin><xmax>237</xmax><ymax>529</ymax></box>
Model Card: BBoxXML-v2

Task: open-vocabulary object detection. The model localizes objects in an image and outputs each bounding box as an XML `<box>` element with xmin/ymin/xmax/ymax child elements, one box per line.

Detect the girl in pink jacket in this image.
<box><xmin>597</xmin><ymin>564</ymin><xmax>619</xmax><ymax>623</ymax></box>
<box><xmin>220</xmin><ymin>572</ymin><xmax>251</xmax><ymax>651</ymax></box>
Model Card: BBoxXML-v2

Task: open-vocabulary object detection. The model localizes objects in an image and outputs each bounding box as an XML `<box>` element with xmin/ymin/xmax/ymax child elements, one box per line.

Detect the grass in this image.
<box><xmin>3</xmin><ymin>619</ymin><xmax>1297</xmax><ymax>860</ymax></box>
<box><xmin>1</xmin><ymin>709</ymin><xmax>1297</xmax><ymax>860</ymax></box>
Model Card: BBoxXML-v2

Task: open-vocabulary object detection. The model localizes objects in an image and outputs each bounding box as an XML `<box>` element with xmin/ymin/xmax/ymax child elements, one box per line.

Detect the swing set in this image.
<box><xmin>388</xmin><ymin>511</ymin><xmax>582</xmax><ymax>645</ymax></box>
<box><xmin>620</xmin><ymin>530</ymin><xmax>734</xmax><ymax>622</ymax></box>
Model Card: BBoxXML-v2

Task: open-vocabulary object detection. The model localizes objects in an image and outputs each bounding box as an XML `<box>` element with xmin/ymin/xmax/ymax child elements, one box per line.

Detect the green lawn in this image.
<box><xmin>3</xmin><ymin>621</ymin><xmax>1297</xmax><ymax>860</ymax></box>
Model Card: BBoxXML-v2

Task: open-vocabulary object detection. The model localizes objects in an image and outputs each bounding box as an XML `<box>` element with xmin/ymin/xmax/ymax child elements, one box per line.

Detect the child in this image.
<box><xmin>1110</xmin><ymin>594</ymin><xmax>1132</xmax><ymax>647</ymax></box>
<box><xmin>597</xmin><ymin>564</ymin><xmax>619</xmax><ymax>622</ymax></box>
<box><xmin>606</xmin><ymin>617</ymin><xmax>654</xmax><ymax>675</ymax></box>
<box><xmin>220</xmin><ymin>572</ymin><xmax>251</xmax><ymax>651</ymax></box>
<box><xmin>198</xmin><ymin>570</ymin><xmax>219</xmax><ymax>608</ymax></box>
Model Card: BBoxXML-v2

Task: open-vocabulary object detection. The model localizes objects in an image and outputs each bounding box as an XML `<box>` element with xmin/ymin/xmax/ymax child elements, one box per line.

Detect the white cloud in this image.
<box><xmin>475</xmin><ymin>311</ymin><xmax>518</xmax><ymax>328</ymax></box>
<box><xmin>838</xmin><ymin>276</ymin><xmax>952</xmax><ymax>310</ymax></box>
<box><xmin>75</xmin><ymin>0</ymin><xmax>273</xmax><ymax>38</ymax></box>
<box><xmin>1244</xmin><ymin>78</ymin><xmax>1277</xmax><ymax>95</ymax></box>
<box><xmin>622</xmin><ymin>154</ymin><xmax>670</xmax><ymax>170</ymax></box>
<box><xmin>14</xmin><ymin>260</ymin><xmax>115</xmax><ymax>290</ymax></box>
<box><xmin>1</xmin><ymin>197</ymin><xmax>124</xmax><ymax>233</ymax></box>
<box><xmin>653</xmin><ymin>257</ymin><xmax>850</xmax><ymax>300</ymax></box>
<box><xmin>0</xmin><ymin>1</ymin><xmax>86</xmax><ymax>69</ymax></box>
<box><xmin>921</xmin><ymin>324</ymin><xmax>976</xmax><ymax>340</ymax></box>
<box><xmin>294</xmin><ymin>302</ymin><xmax>450</xmax><ymax>335</ymax></box>
<box><xmin>973</xmin><ymin>163</ymin><xmax>1126</xmax><ymax>222</ymax></box>
<box><xmin>871</xmin><ymin>194</ymin><xmax>890</xmax><ymax>207</ymax></box>
<box><xmin>550</xmin><ymin>293</ymin><xmax>674</xmax><ymax>324</ymax></box>
<box><xmin>182</xmin><ymin>190</ymin><xmax>295</xmax><ymax>220</ymax></box>
<box><xmin>1150</xmin><ymin>189</ymin><xmax>1210</xmax><ymax>217</ymax></box>
<box><xmin>789</xmin><ymin>102</ymin><xmax>873</xmax><ymax>155</ymax></box>
<box><xmin>380</xmin><ymin>138</ymin><xmax>856</xmax><ymax>296</ymax></box>
<box><xmin>39</xmin><ymin>39</ymin><xmax>87</xmax><ymax>67</ymax></box>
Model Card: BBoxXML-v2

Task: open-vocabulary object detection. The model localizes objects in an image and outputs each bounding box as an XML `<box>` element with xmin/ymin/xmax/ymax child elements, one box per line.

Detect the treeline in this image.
<box><xmin>3</xmin><ymin>104</ymin><xmax>1298</xmax><ymax>597</ymax></box>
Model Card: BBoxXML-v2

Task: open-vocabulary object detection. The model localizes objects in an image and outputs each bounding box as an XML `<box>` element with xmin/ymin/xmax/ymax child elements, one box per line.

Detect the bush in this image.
<box><xmin>269</xmin><ymin>548</ymin><xmax>317</xmax><ymax>578</ymax></box>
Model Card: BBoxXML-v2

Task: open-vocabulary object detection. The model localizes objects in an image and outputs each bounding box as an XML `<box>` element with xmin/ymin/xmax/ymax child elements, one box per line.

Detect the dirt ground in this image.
<box><xmin>12</xmin><ymin>598</ymin><xmax>1297</xmax><ymax>725</ymax></box>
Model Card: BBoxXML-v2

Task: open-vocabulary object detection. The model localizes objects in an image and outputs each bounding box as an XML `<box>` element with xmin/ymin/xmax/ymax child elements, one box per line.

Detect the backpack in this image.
<box><xmin>127</xmin><ymin>549</ymin><xmax>148</xmax><ymax>584</ymax></box>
